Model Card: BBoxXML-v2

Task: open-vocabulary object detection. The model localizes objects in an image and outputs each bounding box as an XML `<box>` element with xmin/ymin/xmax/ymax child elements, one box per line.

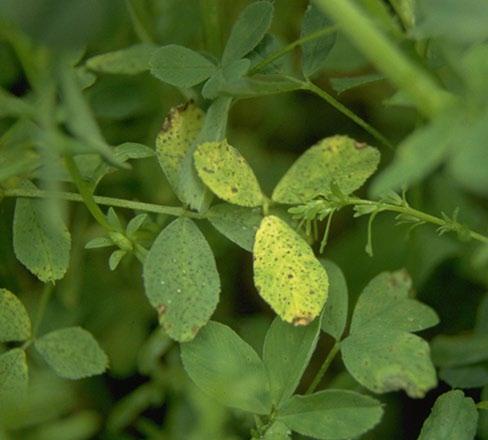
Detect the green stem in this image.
<box><xmin>306</xmin><ymin>342</ymin><xmax>341</xmax><ymax>394</ymax></box>
<box><xmin>125</xmin><ymin>0</ymin><xmax>154</xmax><ymax>43</ymax></box>
<box><xmin>64</xmin><ymin>156</ymin><xmax>113</xmax><ymax>230</ymax></box>
<box><xmin>350</xmin><ymin>198</ymin><xmax>488</xmax><ymax>245</ymax></box>
<box><xmin>32</xmin><ymin>283</ymin><xmax>54</xmax><ymax>337</ymax></box>
<box><xmin>200</xmin><ymin>0</ymin><xmax>221</xmax><ymax>56</ymax></box>
<box><xmin>313</xmin><ymin>0</ymin><xmax>453</xmax><ymax>118</ymax></box>
<box><xmin>303</xmin><ymin>81</ymin><xmax>394</xmax><ymax>149</ymax></box>
<box><xmin>250</xmin><ymin>26</ymin><xmax>338</xmax><ymax>74</ymax></box>
<box><xmin>3</xmin><ymin>187</ymin><xmax>204</xmax><ymax>219</ymax></box>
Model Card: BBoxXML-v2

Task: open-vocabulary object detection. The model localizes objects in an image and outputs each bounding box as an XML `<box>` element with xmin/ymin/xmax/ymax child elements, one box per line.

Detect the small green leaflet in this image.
<box><xmin>207</xmin><ymin>203</ymin><xmax>263</xmax><ymax>252</ymax></box>
<box><xmin>253</xmin><ymin>215</ymin><xmax>328</xmax><ymax>325</ymax></box>
<box><xmin>86</xmin><ymin>44</ymin><xmax>157</xmax><ymax>75</ymax></box>
<box><xmin>300</xmin><ymin>3</ymin><xmax>336</xmax><ymax>78</ymax></box>
<box><xmin>143</xmin><ymin>218</ymin><xmax>220</xmax><ymax>342</ymax></box>
<box><xmin>417</xmin><ymin>390</ymin><xmax>478</xmax><ymax>440</ymax></box>
<box><xmin>216</xmin><ymin>74</ymin><xmax>302</xmax><ymax>98</ymax></box>
<box><xmin>13</xmin><ymin>188</ymin><xmax>71</xmax><ymax>283</ymax></box>
<box><xmin>262</xmin><ymin>316</ymin><xmax>321</xmax><ymax>404</ymax></box>
<box><xmin>180</xmin><ymin>321</ymin><xmax>272</xmax><ymax>414</ymax></box>
<box><xmin>34</xmin><ymin>327</ymin><xmax>108</xmax><ymax>380</ymax></box>
<box><xmin>194</xmin><ymin>140</ymin><xmax>263</xmax><ymax>207</ymax></box>
<box><xmin>0</xmin><ymin>289</ymin><xmax>31</xmax><ymax>342</ymax></box>
<box><xmin>341</xmin><ymin>270</ymin><xmax>438</xmax><ymax>398</ymax></box>
<box><xmin>149</xmin><ymin>45</ymin><xmax>217</xmax><ymax>88</ymax></box>
<box><xmin>263</xmin><ymin>421</ymin><xmax>291</xmax><ymax>440</ymax></box>
<box><xmin>320</xmin><ymin>260</ymin><xmax>348</xmax><ymax>341</ymax></box>
<box><xmin>155</xmin><ymin>102</ymin><xmax>204</xmax><ymax>204</ymax></box>
<box><xmin>272</xmin><ymin>135</ymin><xmax>380</xmax><ymax>204</ymax></box>
<box><xmin>276</xmin><ymin>390</ymin><xmax>383</xmax><ymax>440</ymax></box>
<box><xmin>0</xmin><ymin>349</ymin><xmax>28</xmax><ymax>398</ymax></box>
<box><xmin>221</xmin><ymin>1</ymin><xmax>274</xmax><ymax>65</ymax></box>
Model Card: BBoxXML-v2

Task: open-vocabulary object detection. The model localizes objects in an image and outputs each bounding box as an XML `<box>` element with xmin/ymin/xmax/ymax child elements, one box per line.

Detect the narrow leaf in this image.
<box><xmin>0</xmin><ymin>289</ymin><xmax>31</xmax><ymax>343</ymax></box>
<box><xmin>180</xmin><ymin>321</ymin><xmax>272</xmax><ymax>414</ymax></box>
<box><xmin>253</xmin><ymin>215</ymin><xmax>329</xmax><ymax>325</ymax></box>
<box><xmin>143</xmin><ymin>218</ymin><xmax>220</xmax><ymax>342</ymax></box>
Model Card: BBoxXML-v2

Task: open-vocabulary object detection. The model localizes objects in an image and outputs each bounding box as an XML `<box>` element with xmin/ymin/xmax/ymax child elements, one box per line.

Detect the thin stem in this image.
<box><xmin>200</xmin><ymin>0</ymin><xmax>221</xmax><ymax>56</ymax></box>
<box><xmin>64</xmin><ymin>156</ymin><xmax>113</xmax><ymax>230</ymax></box>
<box><xmin>306</xmin><ymin>342</ymin><xmax>341</xmax><ymax>394</ymax></box>
<box><xmin>125</xmin><ymin>0</ymin><xmax>154</xmax><ymax>44</ymax></box>
<box><xmin>250</xmin><ymin>26</ymin><xmax>338</xmax><ymax>75</ymax></box>
<box><xmin>313</xmin><ymin>0</ymin><xmax>453</xmax><ymax>118</ymax></box>
<box><xmin>303</xmin><ymin>81</ymin><xmax>394</xmax><ymax>149</ymax></box>
<box><xmin>32</xmin><ymin>283</ymin><xmax>54</xmax><ymax>337</ymax></box>
<box><xmin>3</xmin><ymin>187</ymin><xmax>204</xmax><ymax>219</ymax></box>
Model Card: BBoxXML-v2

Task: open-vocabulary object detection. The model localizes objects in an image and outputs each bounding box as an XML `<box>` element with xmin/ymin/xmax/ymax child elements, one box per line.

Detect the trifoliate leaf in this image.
<box><xmin>418</xmin><ymin>390</ymin><xmax>478</xmax><ymax>440</ymax></box>
<box><xmin>143</xmin><ymin>218</ymin><xmax>220</xmax><ymax>342</ymax></box>
<box><xmin>320</xmin><ymin>260</ymin><xmax>348</xmax><ymax>341</ymax></box>
<box><xmin>194</xmin><ymin>140</ymin><xmax>263</xmax><ymax>207</ymax></box>
<box><xmin>341</xmin><ymin>326</ymin><xmax>437</xmax><ymax>398</ymax></box>
<box><xmin>180</xmin><ymin>321</ymin><xmax>272</xmax><ymax>414</ymax></box>
<box><xmin>13</xmin><ymin>188</ymin><xmax>71</xmax><ymax>283</ymax></box>
<box><xmin>0</xmin><ymin>349</ymin><xmax>28</xmax><ymax>398</ymax></box>
<box><xmin>0</xmin><ymin>289</ymin><xmax>31</xmax><ymax>342</ymax></box>
<box><xmin>149</xmin><ymin>45</ymin><xmax>216</xmax><ymax>88</ymax></box>
<box><xmin>253</xmin><ymin>215</ymin><xmax>328</xmax><ymax>325</ymax></box>
<box><xmin>86</xmin><ymin>44</ymin><xmax>156</xmax><ymax>75</ymax></box>
<box><xmin>277</xmin><ymin>390</ymin><xmax>383</xmax><ymax>440</ymax></box>
<box><xmin>207</xmin><ymin>203</ymin><xmax>263</xmax><ymax>251</ymax></box>
<box><xmin>155</xmin><ymin>102</ymin><xmax>204</xmax><ymax>204</ymax></box>
<box><xmin>272</xmin><ymin>135</ymin><xmax>380</xmax><ymax>204</ymax></box>
<box><xmin>263</xmin><ymin>316</ymin><xmax>321</xmax><ymax>404</ymax></box>
<box><xmin>34</xmin><ymin>327</ymin><xmax>108</xmax><ymax>379</ymax></box>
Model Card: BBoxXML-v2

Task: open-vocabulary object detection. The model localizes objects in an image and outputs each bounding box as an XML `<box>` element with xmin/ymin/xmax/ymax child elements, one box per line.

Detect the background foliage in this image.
<box><xmin>1</xmin><ymin>0</ymin><xmax>488</xmax><ymax>439</ymax></box>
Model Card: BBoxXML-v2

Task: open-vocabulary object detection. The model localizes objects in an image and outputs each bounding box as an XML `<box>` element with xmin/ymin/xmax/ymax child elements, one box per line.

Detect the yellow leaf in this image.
<box><xmin>194</xmin><ymin>140</ymin><xmax>263</xmax><ymax>207</ymax></box>
<box><xmin>253</xmin><ymin>215</ymin><xmax>328</xmax><ymax>325</ymax></box>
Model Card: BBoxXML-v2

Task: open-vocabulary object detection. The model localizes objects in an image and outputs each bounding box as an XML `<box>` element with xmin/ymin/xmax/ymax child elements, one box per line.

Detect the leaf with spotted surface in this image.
<box><xmin>0</xmin><ymin>289</ymin><xmax>31</xmax><ymax>342</ymax></box>
<box><xmin>143</xmin><ymin>217</ymin><xmax>220</xmax><ymax>342</ymax></box>
<box><xmin>253</xmin><ymin>215</ymin><xmax>328</xmax><ymax>325</ymax></box>
<box><xmin>0</xmin><ymin>349</ymin><xmax>28</xmax><ymax>399</ymax></box>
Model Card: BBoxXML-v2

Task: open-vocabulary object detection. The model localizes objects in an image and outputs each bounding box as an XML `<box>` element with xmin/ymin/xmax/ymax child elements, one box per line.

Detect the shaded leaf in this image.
<box><xmin>194</xmin><ymin>140</ymin><xmax>263</xmax><ymax>207</ymax></box>
<box><xmin>431</xmin><ymin>333</ymin><xmax>488</xmax><ymax>368</ymax></box>
<box><xmin>217</xmin><ymin>74</ymin><xmax>302</xmax><ymax>98</ymax></box>
<box><xmin>0</xmin><ymin>349</ymin><xmax>28</xmax><ymax>398</ymax></box>
<box><xmin>143</xmin><ymin>218</ymin><xmax>220</xmax><ymax>342</ymax></box>
<box><xmin>180</xmin><ymin>321</ymin><xmax>272</xmax><ymax>414</ymax></box>
<box><xmin>253</xmin><ymin>215</ymin><xmax>328</xmax><ymax>325</ymax></box>
<box><xmin>273</xmin><ymin>135</ymin><xmax>380</xmax><ymax>204</ymax></box>
<box><xmin>330</xmin><ymin>73</ymin><xmax>383</xmax><ymax>94</ymax></box>
<box><xmin>35</xmin><ymin>327</ymin><xmax>108</xmax><ymax>380</ymax></box>
<box><xmin>0</xmin><ymin>289</ymin><xmax>31</xmax><ymax>342</ymax></box>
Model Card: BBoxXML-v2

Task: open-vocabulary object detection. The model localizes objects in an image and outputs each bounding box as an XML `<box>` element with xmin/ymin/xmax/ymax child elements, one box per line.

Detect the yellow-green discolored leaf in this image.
<box><xmin>194</xmin><ymin>140</ymin><xmax>264</xmax><ymax>207</ymax></box>
<box><xmin>272</xmin><ymin>135</ymin><xmax>380</xmax><ymax>204</ymax></box>
<box><xmin>0</xmin><ymin>289</ymin><xmax>31</xmax><ymax>342</ymax></box>
<box><xmin>155</xmin><ymin>102</ymin><xmax>204</xmax><ymax>203</ymax></box>
<box><xmin>253</xmin><ymin>215</ymin><xmax>328</xmax><ymax>325</ymax></box>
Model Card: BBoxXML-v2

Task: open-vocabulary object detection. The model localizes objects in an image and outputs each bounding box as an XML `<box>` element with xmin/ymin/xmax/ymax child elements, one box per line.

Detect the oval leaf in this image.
<box><xmin>253</xmin><ymin>215</ymin><xmax>328</xmax><ymax>325</ymax></box>
<box><xmin>277</xmin><ymin>389</ymin><xmax>383</xmax><ymax>440</ymax></box>
<box><xmin>34</xmin><ymin>327</ymin><xmax>108</xmax><ymax>380</ymax></box>
<box><xmin>149</xmin><ymin>44</ymin><xmax>216</xmax><ymax>88</ymax></box>
<box><xmin>272</xmin><ymin>135</ymin><xmax>380</xmax><ymax>204</ymax></box>
<box><xmin>143</xmin><ymin>217</ymin><xmax>220</xmax><ymax>342</ymax></box>
<box><xmin>194</xmin><ymin>140</ymin><xmax>263</xmax><ymax>207</ymax></box>
<box><xmin>0</xmin><ymin>349</ymin><xmax>28</xmax><ymax>398</ymax></box>
<box><xmin>180</xmin><ymin>321</ymin><xmax>272</xmax><ymax>414</ymax></box>
<box><xmin>0</xmin><ymin>289</ymin><xmax>31</xmax><ymax>342</ymax></box>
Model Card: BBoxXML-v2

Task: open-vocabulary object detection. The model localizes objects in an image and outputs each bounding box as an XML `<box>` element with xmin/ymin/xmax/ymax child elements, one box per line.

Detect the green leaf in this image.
<box><xmin>440</xmin><ymin>365</ymin><xmax>488</xmax><ymax>389</ymax></box>
<box><xmin>34</xmin><ymin>410</ymin><xmax>100</xmax><ymax>440</ymax></box>
<box><xmin>143</xmin><ymin>217</ymin><xmax>220</xmax><ymax>342</ymax></box>
<box><xmin>249</xmin><ymin>34</ymin><xmax>291</xmax><ymax>74</ymax></box>
<box><xmin>0</xmin><ymin>289</ymin><xmax>31</xmax><ymax>342</ymax></box>
<box><xmin>216</xmin><ymin>74</ymin><xmax>302</xmax><ymax>98</ymax></box>
<box><xmin>330</xmin><ymin>73</ymin><xmax>384</xmax><ymax>94</ymax></box>
<box><xmin>149</xmin><ymin>44</ymin><xmax>216</xmax><ymax>88</ymax></box>
<box><xmin>263</xmin><ymin>421</ymin><xmax>291</xmax><ymax>439</ymax></box>
<box><xmin>300</xmin><ymin>3</ymin><xmax>336</xmax><ymax>78</ymax></box>
<box><xmin>86</xmin><ymin>43</ymin><xmax>156</xmax><ymax>75</ymax></box>
<box><xmin>201</xmin><ymin>58</ymin><xmax>251</xmax><ymax>100</ymax></box>
<box><xmin>34</xmin><ymin>327</ymin><xmax>108</xmax><ymax>380</ymax></box>
<box><xmin>431</xmin><ymin>333</ymin><xmax>488</xmax><ymax>368</ymax></box>
<box><xmin>85</xmin><ymin>237</ymin><xmax>113</xmax><ymax>249</ymax></box>
<box><xmin>272</xmin><ymin>135</ymin><xmax>380</xmax><ymax>204</ymax></box>
<box><xmin>207</xmin><ymin>203</ymin><xmax>263</xmax><ymax>251</ymax></box>
<box><xmin>180</xmin><ymin>321</ymin><xmax>272</xmax><ymax>414</ymax></box>
<box><xmin>221</xmin><ymin>1</ymin><xmax>274</xmax><ymax>65</ymax></box>
<box><xmin>13</xmin><ymin>191</ymin><xmax>71</xmax><ymax>283</ymax></box>
<box><xmin>0</xmin><ymin>349</ymin><xmax>28</xmax><ymax>398</ymax></box>
<box><xmin>108</xmin><ymin>249</ymin><xmax>126</xmax><ymax>271</ymax></box>
<box><xmin>194</xmin><ymin>140</ymin><xmax>264</xmax><ymax>207</ymax></box>
<box><xmin>320</xmin><ymin>260</ymin><xmax>348</xmax><ymax>341</ymax></box>
<box><xmin>277</xmin><ymin>389</ymin><xmax>383</xmax><ymax>440</ymax></box>
<box><xmin>349</xmin><ymin>270</ymin><xmax>439</xmax><ymax>334</ymax></box>
<box><xmin>417</xmin><ymin>390</ymin><xmax>478</xmax><ymax>440</ymax></box>
<box><xmin>155</xmin><ymin>101</ymin><xmax>204</xmax><ymax>204</ymax></box>
<box><xmin>341</xmin><ymin>326</ymin><xmax>437</xmax><ymax>398</ymax></box>
<box><xmin>263</xmin><ymin>316</ymin><xmax>321</xmax><ymax>404</ymax></box>
<box><xmin>253</xmin><ymin>215</ymin><xmax>328</xmax><ymax>325</ymax></box>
